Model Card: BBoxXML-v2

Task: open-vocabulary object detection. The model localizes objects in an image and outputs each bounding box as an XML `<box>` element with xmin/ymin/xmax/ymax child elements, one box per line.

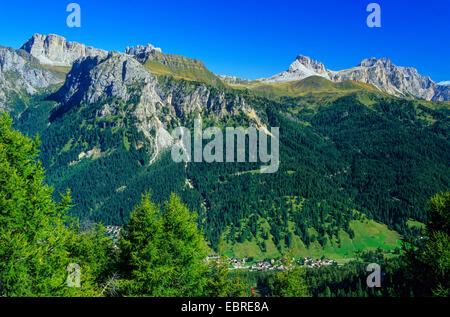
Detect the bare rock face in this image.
<box><xmin>0</xmin><ymin>46</ymin><xmax>62</xmax><ymax>110</ymax></box>
<box><xmin>264</xmin><ymin>55</ymin><xmax>449</xmax><ymax>101</ymax></box>
<box><xmin>329</xmin><ymin>57</ymin><xmax>441</xmax><ymax>101</ymax></box>
<box><xmin>125</xmin><ymin>44</ymin><xmax>162</xmax><ymax>56</ymax></box>
<box><xmin>217</xmin><ymin>75</ymin><xmax>252</xmax><ymax>86</ymax></box>
<box><xmin>433</xmin><ymin>85</ymin><xmax>450</xmax><ymax>101</ymax></box>
<box><xmin>57</xmin><ymin>51</ymin><xmax>250</xmax><ymax>118</ymax></box>
<box><xmin>264</xmin><ymin>55</ymin><xmax>330</xmax><ymax>83</ymax></box>
<box><xmin>56</xmin><ymin>52</ymin><xmax>154</xmax><ymax>106</ymax></box>
<box><xmin>20</xmin><ymin>34</ymin><xmax>107</xmax><ymax>67</ymax></box>
<box><xmin>435</xmin><ymin>81</ymin><xmax>450</xmax><ymax>101</ymax></box>
<box><xmin>54</xmin><ymin>51</ymin><xmax>258</xmax><ymax>157</ymax></box>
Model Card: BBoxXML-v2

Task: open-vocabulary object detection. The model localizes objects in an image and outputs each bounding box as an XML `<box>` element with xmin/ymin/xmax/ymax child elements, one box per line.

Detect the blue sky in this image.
<box><xmin>0</xmin><ymin>0</ymin><xmax>449</xmax><ymax>81</ymax></box>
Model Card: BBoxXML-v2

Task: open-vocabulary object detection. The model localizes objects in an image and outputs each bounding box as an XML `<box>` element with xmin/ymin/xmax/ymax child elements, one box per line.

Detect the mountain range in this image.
<box><xmin>238</xmin><ymin>55</ymin><xmax>450</xmax><ymax>102</ymax></box>
<box><xmin>2</xmin><ymin>34</ymin><xmax>450</xmax><ymax>104</ymax></box>
<box><xmin>1</xmin><ymin>33</ymin><xmax>449</xmax><ymax>260</ymax></box>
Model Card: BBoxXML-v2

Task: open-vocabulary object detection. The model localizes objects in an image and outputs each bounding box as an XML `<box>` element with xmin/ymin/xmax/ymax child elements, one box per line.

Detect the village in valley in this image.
<box><xmin>206</xmin><ymin>254</ymin><xmax>338</xmax><ymax>272</ymax></box>
<box><xmin>106</xmin><ymin>225</ymin><xmax>338</xmax><ymax>271</ymax></box>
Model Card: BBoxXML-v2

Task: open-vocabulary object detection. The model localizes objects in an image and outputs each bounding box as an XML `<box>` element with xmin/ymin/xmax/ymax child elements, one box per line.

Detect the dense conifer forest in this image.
<box><xmin>1</xmin><ymin>61</ymin><xmax>449</xmax><ymax>297</ymax></box>
<box><xmin>1</xmin><ymin>111</ymin><xmax>449</xmax><ymax>296</ymax></box>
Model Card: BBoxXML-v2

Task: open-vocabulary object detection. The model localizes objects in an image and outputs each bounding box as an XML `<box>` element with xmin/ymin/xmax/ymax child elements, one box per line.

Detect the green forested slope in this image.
<box><xmin>12</xmin><ymin>74</ymin><xmax>450</xmax><ymax>260</ymax></box>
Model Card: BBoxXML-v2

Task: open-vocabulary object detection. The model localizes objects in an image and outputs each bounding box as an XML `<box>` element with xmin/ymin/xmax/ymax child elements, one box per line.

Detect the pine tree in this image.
<box><xmin>404</xmin><ymin>192</ymin><xmax>450</xmax><ymax>297</ymax></box>
<box><xmin>119</xmin><ymin>193</ymin><xmax>210</xmax><ymax>296</ymax></box>
<box><xmin>0</xmin><ymin>112</ymin><xmax>109</xmax><ymax>296</ymax></box>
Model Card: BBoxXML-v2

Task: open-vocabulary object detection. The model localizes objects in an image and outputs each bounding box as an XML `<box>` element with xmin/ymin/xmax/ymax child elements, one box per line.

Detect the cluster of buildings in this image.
<box><xmin>249</xmin><ymin>260</ymin><xmax>287</xmax><ymax>272</ymax></box>
<box><xmin>101</xmin><ymin>229</ymin><xmax>335</xmax><ymax>269</ymax></box>
<box><xmin>228</xmin><ymin>258</ymin><xmax>249</xmax><ymax>270</ymax></box>
<box><xmin>206</xmin><ymin>254</ymin><xmax>337</xmax><ymax>271</ymax></box>
<box><xmin>302</xmin><ymin>257</ymin><xmax>336</xmax><ymax>268</ymax></box>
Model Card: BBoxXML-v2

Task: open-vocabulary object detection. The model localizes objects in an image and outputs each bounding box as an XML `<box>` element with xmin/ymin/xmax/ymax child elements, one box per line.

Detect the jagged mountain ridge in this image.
<box><xmin>125</xmin><ymin>44</ymin><xmax>162</xmax><ymax>55</ymax></box>
<box><xmin>20</xmin><ymin>34</ymin><xmax>222</xmax><ymax>87</ymax></box>
<box><xmin>264</xmin><ymin>55</ymin><xmax>330</xmax><ymax>83</ymax></box>
<box><xmin>134</xmin><ymin>49</ymin><xmax>224</xmax><ymax>87</ymax></box>
<box><xmin>259</xmin><ymin>54</ymin><xmax>450</xmax><ymax>101</ymax></box>
<box><xmin>1</xmin><ymin>33</ymin><xmax>261</xmax><ymax>148</ymax></box>
<box><xmin>330</xmin><ymin>57</ymin><xmax>449</xmax><ymax>101</ymax></box>
<box><xmin>54</xmin><ymin>50</ymin><xmax>256</xmax><ymax>121</ymax></box>
<box><xmin>3</xmin><ymin>33</ymin><xmax>449</xmax><ymax>103</ymax></box>
<box><xmin>3</xmin><ymin>34</ymin><xmax>449</xmax><ymax>259</ymax></box>
<box><xmin>51</xmin><ymin>50</ymin><xmax>263</xmax><ymax>159</ymax></box>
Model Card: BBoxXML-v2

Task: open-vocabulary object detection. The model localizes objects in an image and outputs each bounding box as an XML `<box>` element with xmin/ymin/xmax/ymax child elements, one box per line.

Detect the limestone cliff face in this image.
<box><xmin>57</xmin><ymin>51</ymin><xmax>250</xmax><ymax>117</ymax></box>
<box><xmin>57</xmin><ymin>52</ymin><xmax>153</xmax><ymax>106</ymax></box>
<box><xmin>4</xmin><ymin>33</ymin><xmax>449</xmax><ymax>103</ymax></box>
<box><xmin>329</xmin><ymin>57</ymin><xmax>444</xmax><ymax>101</ymax></box>
<box><xmin>433</xmin><ymin>85</ymin><xmax>450</xmax><ymax>101</ymax></box>
<box><xmin>20</xmin><ymin>34</ymin><xmax>107</xmax><ymax>67</ymax></box>
<box><xmin>263</xmin><ymin>55</ymin><xmax>449</xmax><ymax>101</ymax></box>
<box><xmin>54</xmin><ymin>52</ymin><xmax>258</xmax><ymax>157</ymax></box>
<box><xmin>0</xmin><ymin>46</ymin><xmax>62</xmax><ymax>110</ymax></box>
<box><xmin>263</xmin><ymin>55</ymin><xmax>330</xmax><ymax>83</ymax></box>
<box><xmin>125</xmin><ymin>44</ymin><xmax>162</xmax><ymax>56</ymax></box>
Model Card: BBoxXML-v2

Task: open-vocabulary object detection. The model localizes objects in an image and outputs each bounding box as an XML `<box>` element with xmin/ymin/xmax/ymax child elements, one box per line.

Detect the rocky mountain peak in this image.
<box><xmin>329</xmin><ymin>57</ymin><xmax>449</xmax><ymax>100</ymax></box>
<box><xmin>125</xmin><ymin>44</ymin><xmax>162</xmax><ymax>56</ymax></box>
<box><xmin>358</xmin><ymin>57</ymin><xmax>393</xmax><ymax>68</ymax></box>
<box><xmin>290</xmin><ymin>55</ymin><xmax>328</xmax><ymax>74</ymax></box>
<box><xmin>52</xmin><ymin>49</ymin><xmax>256</xmax><ymax>160</ymax></box>
<box><xmin>20</xmin><ymin>34</ymin><xmax>107</xmax><ymax>67</ymax></box>
<box><xmin>55</xmin><ymin>52</ymin><xmax>154</xmax><ymax>106</ymax></box>
<box><xmin>262</xmin><ymin>53</ymin><xmax>449</xmax><ymax>101</ymax></box>
<box><xmin>263</xmin><ymin>54</ymin><xmax>330</xmax><ymax>83</ymax></box>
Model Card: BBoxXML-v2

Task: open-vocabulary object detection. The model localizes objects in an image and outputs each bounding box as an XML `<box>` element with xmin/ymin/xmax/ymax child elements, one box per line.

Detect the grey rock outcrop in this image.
<box><xmin>54</xmin><ymin>51</ymin><xmax>260</xmax><ymax>161</ymax></box>
<box><xmin>57</xmin><ymin>52</ymin><xmax>154</xmax><ymax>106</ymax></box>
<box><xmin>217</xmin><ymin>75</ymin><xmax>252</xmax><ymax>86</ymax></box>
<box><xmin>264</xmin><ymin>55</ymin><xmax>449</xmax><ymax>101</ymax></box>
<box><xmin>20</xmin><ymin>34</ymin><xmax>107</xmax><ymax>67</ymax></box>
<box><xmin>329</xmin><ymin>57</ymin><xmax>442</xmax><ymax>101</ymax></box>
<box><xmin>125</xmin><ymin>44</ymin><xmax>162</xmax><ymax>56</ymax></box>
<box><xmin>264</xmin><ymin>55</ymin><xmax>330</xmax><ymax>83</ymax></box>
<box><xmin>0</xmin><ymin>45</ymin><xmax>62</xmax><ymax>110</ymax></box>
<box><xmin>57</xmin><ymin>51</ymin><xmax>250</xmax><ymax>117</ymax></box>
<box><xmin>432</xmin><ymin>85</ymin><xmax>450</xmax><ymax>101</ymax></box>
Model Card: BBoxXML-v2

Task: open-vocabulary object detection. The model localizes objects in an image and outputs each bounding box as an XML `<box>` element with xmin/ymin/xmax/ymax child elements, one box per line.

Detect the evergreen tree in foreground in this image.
<box><xmin>119</xmin><ymin>193</ymin><xmax>209</xmax><ymax>296</ymax></box>
<box><xmin>404</xmin><ymin>192</ymin><xmax>450</xmax><ymax>296</ymax></box>
<box><xmin>118</xmin><ymin>192</ymin><xmax>249</xmax><ymax>297</ymax></box>
<box><xmin>0</xmin><ymin>112</ymin><xmax>114</xmax><ymax>296</ymax></box>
